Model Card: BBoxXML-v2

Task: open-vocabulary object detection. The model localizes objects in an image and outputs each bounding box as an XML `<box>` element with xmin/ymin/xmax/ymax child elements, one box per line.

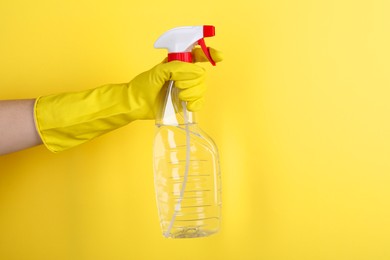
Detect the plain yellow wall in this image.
<box><xmin>1</xmin><ymin>0</ymin><xmax>390</xmax><ymax>259</ymax></box>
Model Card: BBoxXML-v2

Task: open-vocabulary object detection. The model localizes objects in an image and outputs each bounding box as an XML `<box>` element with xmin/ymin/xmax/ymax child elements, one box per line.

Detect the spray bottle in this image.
<box><xmin>153</xmin><ymin>25</ymin><xmax>221</xmax><ymax>238</ymax></box>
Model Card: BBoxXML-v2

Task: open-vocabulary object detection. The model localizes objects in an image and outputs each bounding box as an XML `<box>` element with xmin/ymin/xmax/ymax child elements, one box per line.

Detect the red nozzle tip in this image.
<box><xmin>203</xmin><ymin>25</ymin><xmax>215</xmax><ymax>37</ymax></box>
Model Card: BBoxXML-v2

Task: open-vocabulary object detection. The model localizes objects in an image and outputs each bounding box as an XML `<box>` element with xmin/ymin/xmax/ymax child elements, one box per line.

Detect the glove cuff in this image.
<box><xmin>34</xmin><ymin>84</ymin><xmax>132</xmax><ymax>153</ymax></box>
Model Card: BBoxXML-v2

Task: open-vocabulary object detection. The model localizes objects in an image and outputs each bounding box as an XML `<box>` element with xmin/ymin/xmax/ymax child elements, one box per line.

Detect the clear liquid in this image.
<box><xmin>153</xmin><ymin>124</ymin><xmax>221</xmax><ymax>238</ymax></box>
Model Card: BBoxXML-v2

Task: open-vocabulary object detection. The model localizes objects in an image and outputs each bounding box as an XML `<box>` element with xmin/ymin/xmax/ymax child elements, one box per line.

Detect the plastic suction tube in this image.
<box><xmin>164</xmin><ymin>82</ymin><xmax>191</xmax><ymax>238</ymax></box>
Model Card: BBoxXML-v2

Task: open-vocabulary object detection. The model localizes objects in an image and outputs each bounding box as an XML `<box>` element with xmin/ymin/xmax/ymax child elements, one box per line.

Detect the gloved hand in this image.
<box><xmin>34</xmin><ymin>48</ymin><xmax>223</xmax><ymax>153</ymax></box>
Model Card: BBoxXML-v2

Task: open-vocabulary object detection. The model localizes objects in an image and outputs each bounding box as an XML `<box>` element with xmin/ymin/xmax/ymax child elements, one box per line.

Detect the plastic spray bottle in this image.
<box><xmin>153</xmin><ymin>25</ymin><xmax>221</xmax><ymax>238</ymax></box>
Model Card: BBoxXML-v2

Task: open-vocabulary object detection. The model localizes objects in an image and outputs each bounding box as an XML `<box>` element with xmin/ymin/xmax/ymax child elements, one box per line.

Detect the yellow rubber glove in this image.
<box><xmin>34</xmin><ymin>48</ymin><xmax>223</xmax><ymax>153</ymax></box>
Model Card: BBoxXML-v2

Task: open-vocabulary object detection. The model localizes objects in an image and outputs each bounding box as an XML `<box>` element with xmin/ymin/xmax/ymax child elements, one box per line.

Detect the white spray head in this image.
<box><xmin>154</xmin><ymin>25</ymin><xmax>216</xmax><ymax>65</ymax></box>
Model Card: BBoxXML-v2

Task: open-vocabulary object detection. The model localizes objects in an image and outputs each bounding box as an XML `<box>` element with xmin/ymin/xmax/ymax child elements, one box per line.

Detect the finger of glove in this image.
<box><xmin>178</xmin><ymin>82</ymin><xmax>207</xmax><ymax>102</ymax></box>
<box><xmin>187</xmin><ymin>98</ymin><xmax>205</xmax><ymax>112</ymax></box>
<box><xmin>192</xmin><ymin>47</ymin><xmax>224</xmax><ymax>63</ymax></box>
<box><xmin>174</xmin><ymin>74</ymin><xmax>205</xmax><ymax>90</ymax></box>
<box><xmin>156</xmin><ymin>61</ymin><xmax>205</xmax><ymax>83</ymax></box>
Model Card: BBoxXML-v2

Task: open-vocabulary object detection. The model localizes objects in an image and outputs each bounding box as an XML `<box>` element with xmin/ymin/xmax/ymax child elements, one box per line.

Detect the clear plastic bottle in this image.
<box><xmin>153</xmin><ymin>81</ymin><xmax>222</xmax><ymax>238</ymax></box>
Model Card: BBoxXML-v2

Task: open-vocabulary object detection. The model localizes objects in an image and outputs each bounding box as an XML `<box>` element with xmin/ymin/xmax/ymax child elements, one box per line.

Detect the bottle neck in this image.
<box><xmin>155</xmin><ymin>81</ymin><xmax>196</xmax><ymax>126</ymax></box>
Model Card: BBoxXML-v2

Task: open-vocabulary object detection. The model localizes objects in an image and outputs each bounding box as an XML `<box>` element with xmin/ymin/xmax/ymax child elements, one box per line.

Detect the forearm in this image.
<box><xmin>0</xmin><ymin>99</ymin><xmax>43</xmax><ymax>155</ymax></box>
<box><xmin>0</xmin><ymin>49</ymin><xmax>221</xmax><ymax>155</ymax></box>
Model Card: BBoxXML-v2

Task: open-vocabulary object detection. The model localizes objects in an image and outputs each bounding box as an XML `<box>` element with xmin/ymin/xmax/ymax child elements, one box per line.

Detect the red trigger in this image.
<box><xmin>197</xmin><ymin>38</ymin><xmax>216</xmax><ymax>66</ymax></box>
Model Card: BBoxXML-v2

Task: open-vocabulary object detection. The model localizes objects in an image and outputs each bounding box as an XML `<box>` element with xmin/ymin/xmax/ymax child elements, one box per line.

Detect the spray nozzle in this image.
<box><xmin>154</xmin><ymin>25</ymin><xmax>216</xmax><ymax>66</ymax></box>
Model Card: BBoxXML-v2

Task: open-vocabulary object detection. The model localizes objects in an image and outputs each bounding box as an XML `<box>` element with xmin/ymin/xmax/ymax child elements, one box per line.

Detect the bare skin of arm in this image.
<box><xmin>0</xmin><ymin>100</ymin><xmax>43</xmax><ymax>155</ymax></box>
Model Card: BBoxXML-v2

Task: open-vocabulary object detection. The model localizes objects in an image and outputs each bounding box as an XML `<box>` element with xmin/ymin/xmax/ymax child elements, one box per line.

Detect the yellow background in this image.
<box><xmin>1</xmin><ymin>0</ymin><xmax>390</xmax><ymax>259</ymax></box>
